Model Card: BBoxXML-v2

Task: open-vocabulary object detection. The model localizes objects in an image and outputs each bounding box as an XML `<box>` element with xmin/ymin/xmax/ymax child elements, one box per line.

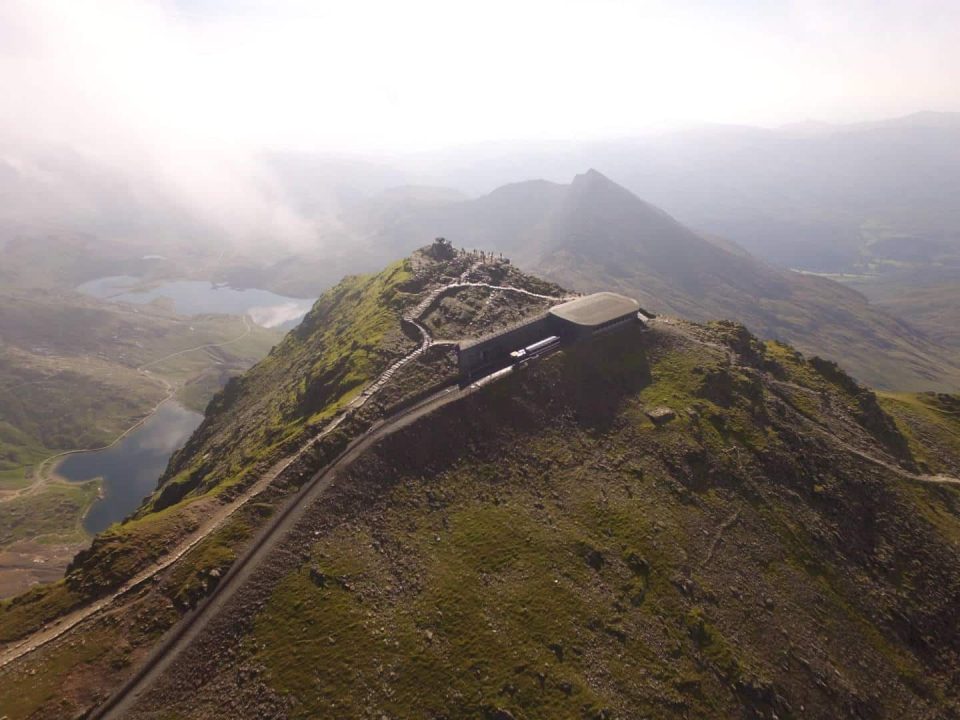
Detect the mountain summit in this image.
<box><xmin>368</xmin><ymin>171</ymin><xmax>960</xmax><ymax>391</ymax></box>
<box><xmin>3</xmin><ymin>246</ymin><xmax>960</xmax><ymax>719</ymax></box>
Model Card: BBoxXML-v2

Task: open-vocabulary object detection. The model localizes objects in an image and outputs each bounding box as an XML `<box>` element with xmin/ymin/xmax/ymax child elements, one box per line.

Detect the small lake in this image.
<box><xmin>77</xmin><ymin>275</ymin><xmax>315</xmax><ymax>329</ymax></box>
<box><xmin>57</xmin><ymin>401</ymin><xmax>204</xmax><ymax>534</ymax></box>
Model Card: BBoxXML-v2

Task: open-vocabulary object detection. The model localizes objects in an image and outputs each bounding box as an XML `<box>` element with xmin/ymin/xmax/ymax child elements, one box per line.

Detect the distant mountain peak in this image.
<box><xmin>563</xmin><ymin>169</ymin><xmax>680</xmax><ymax>225</ymax></box>
<box><xmin>571</xmin><ymin>168</ymin><xmax>613</xmax><ymax>186</ymax></box>
<box><xmin>580</xmin><ymin>167</ymin><xmax>606</xmax><ymax>178</ymax></box>
<box><xmin>567</xmin><ymin>168</ymin><xmax>644</xmax><ymax>206</ymax></box>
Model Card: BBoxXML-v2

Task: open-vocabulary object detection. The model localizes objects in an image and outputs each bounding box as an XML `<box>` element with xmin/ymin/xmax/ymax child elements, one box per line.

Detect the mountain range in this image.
<box><xmin>4</xmin><ymin>113</ymin><xmax>960</xmax><ymax>398</ymax></box>
<box><xmin>402</xmin><ymin>111</ymin><xmax>960</xmax><ymax>273</ymax></box>
<box><xmin>302</xmin><ymin>169</ymin><xmax>960</xmax><ymax>392</ymax></box>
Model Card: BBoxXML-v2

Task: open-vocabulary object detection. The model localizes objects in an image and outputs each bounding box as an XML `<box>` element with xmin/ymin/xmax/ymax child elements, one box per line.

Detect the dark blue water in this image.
<box><xmin>77</xmin><ymin>275</ymin><xmax>314</xmax><ymax>329</ymax></box>
<box><xmin>57</xmin><ymin>401</ymin><xmax>203</xmax><ymax>534</ymax></box>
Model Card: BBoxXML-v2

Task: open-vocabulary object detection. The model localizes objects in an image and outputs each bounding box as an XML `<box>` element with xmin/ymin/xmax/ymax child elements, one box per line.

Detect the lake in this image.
<box><xmin>57</xmin><ymin>401</ymin><xmax>204</xmax><ymax>534</ymax></box>
<box><xmin>77</xmin><ymin>275</ymin><xmax>315</xmax><ymax>329</ymax></box>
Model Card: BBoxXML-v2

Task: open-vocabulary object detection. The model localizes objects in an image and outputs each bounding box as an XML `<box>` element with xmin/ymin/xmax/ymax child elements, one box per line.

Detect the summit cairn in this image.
<box><xmin>426</xmin><ymin>236</ymin><xmax>455</xmax><ymax>261</ymax></box>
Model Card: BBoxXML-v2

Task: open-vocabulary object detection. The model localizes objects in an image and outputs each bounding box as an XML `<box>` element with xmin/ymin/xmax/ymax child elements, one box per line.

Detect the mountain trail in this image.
<box><xmin>0</xmin><ymin>270</ymin><xmax>570</xmax><ymax>669</ymax></box>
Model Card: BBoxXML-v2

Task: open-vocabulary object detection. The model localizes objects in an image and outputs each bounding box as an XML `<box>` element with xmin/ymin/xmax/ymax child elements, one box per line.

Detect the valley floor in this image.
<box><xmin>0</xmin><ymin>540</ymin><xmax>87</xmax><ymax>599</ymax></box>
<box><xmin>0</xmin><ymin>304</ymin><xmax>280</xmax><ymax>598</ymax></box>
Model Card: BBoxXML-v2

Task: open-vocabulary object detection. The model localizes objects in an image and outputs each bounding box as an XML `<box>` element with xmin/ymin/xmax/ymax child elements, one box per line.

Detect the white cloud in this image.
<box><xmin>5</xmin><ymin>0</ymin><xmax>957</xmax><ymax>154</ymax></box>
<box><xmin>0</xmin><ymin>0</ymin><xmax>956</xmax><ymax>247</ymax></box>
<box><xmin>0</xmin><ymin>0</ymin><xmax>317</xmax><ymax>248</ymax></box>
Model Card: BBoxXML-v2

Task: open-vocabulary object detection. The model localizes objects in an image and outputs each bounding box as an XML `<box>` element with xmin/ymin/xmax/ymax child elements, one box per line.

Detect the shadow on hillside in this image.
<box><xmin>552</xmin><ymin>324</ymin><xmax>653</xmax><ymax>432</ymax></box>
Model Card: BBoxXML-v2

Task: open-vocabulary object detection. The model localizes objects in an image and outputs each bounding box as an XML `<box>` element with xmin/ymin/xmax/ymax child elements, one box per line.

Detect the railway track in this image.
<box><xmin>89</xmin><ymin>379</ymin><xmax>475</xmax><ymax>718</ymax></box>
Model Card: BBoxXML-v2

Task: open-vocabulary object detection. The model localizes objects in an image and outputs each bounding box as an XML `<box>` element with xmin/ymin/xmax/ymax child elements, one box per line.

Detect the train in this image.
<box><xmin>509</xmin><ymin>335</ymin><xmax>560</xmax><ymax>360</ymax></box>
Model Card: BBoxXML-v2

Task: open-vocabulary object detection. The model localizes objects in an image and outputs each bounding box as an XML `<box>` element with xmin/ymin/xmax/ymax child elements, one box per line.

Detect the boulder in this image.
<box><xmin>646</xmin><ymin>406</ymin><xmax>676</xmax><ymax>425</ymax></box>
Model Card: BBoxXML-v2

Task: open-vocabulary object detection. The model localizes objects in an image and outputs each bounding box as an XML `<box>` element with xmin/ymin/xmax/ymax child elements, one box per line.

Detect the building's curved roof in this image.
<box><xmin>548</xmin><ymin>292</ymin><xmax>640</xmax><ymax>327</ymax></box>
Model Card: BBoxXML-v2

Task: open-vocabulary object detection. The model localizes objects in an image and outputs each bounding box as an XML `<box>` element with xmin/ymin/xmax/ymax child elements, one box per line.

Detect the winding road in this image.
<box><xmin>90</xmin><ymin>380</ymin><xmax>473</xmax><ymax>719</ymax></box>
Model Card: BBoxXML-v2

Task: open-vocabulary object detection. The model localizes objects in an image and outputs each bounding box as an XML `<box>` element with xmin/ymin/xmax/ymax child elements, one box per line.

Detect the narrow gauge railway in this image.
<box><xmin>509</xmin><ymin>335</ymin><xmax>560</xmax><ymax>360</ymax></box>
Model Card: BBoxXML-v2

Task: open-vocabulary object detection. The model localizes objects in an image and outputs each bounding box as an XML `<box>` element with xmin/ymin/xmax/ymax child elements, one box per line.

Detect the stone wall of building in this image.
<box><xmin>457</xmin><ymin>314</ymin><xmax>554</xmax><ymax>377</ymax></box>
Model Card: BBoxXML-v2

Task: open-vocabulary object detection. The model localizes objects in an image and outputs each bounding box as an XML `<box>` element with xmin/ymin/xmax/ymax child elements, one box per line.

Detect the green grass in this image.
<box><xmin>242</xmin><ymin>324</ymin><xmax>960</xmax><ymax>717</ymax></box>
<box><xmin>0</xmin><ymin>480</ymin><xmax>99</xmax><ymax>547</ymax></box>
<box><xmin>878</xmin><ymin>392</ymin><xmax>960</xmax><ymax>473</ymax></box>
<box><xmin>248</xmin><ymin>389</ymin><xmax>754</xmax><ymax>718</ymax></box>
<box><xmin>639</xmin><ymin>348</ymin><xmax>716</xmax><ymax>411</ymax></box>
<box><xmin>248</xmin><ymin>475</ymin><xmax>740</xmax><ymax>718</ymax></box>
<box><xmin>0</xmin><ymin>581</ymin><xmax>86</xmax><ymax>644</ymax></box>
<box><xmin>757</xmin><ymin>500</ymin><xmax>934</xmax><ymax>696</ymax></box>
<box><xmin>163</xmin><ymin>514</ymin><xmax>257</xmax><ymax>608</ymax></box>
<box><xmin>634</xmin><ymin>338</ymin><xmax>770</xmax><ymax>453</ymax></box>
<box><xmin>0</xmin><ymin>627</ymin><xmax>115</xmax><ymax>718</ymax></box>
<box><xmin>253</xmin><ymin>505</ymin><xmax>622</xmax><ymax>718</ymax></box>
<box><xmin>140</xmin><ymin>260</ymin><xmax>416</xmax><ymax>512</ymax></box>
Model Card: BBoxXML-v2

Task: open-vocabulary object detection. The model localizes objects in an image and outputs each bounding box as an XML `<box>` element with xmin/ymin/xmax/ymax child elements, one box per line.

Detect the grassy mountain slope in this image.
<box><xmin>58</xmin><ymin>262</ymin><xmax>419</xmax><ymax>599</ymax></box>
<box><xmin>2</xmin><ymin>250</ymin><xmax>959</xmax><ymax>719</ymax></box>
<box><xmin>146</xmin><ymin>249</ymin><xmax>564</xmax><ymax>521</ymax></box>
<box><xmin>116</xmin><ymin>319</ymin><xmax>960</xmax><ymax>719</ymax></box>
<box><xmin>880</xmin><ymin>392</ymin><xmax>960</xmax><ymax>476</ymax></box>
<box><xmin>0</xmin><ymin>249</ymin><xmax>559</xmax><ymax>647</ymax></box>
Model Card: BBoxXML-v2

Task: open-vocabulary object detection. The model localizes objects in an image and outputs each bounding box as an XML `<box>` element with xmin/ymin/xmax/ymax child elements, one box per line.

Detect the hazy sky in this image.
<box><xmin>0</xmin><ymin>0</ymin><xmax>957</xmax><ymax>247</ymax></box>
<box><xmin>2</xmin><ymin>0</ymin><xmax>959</xmax><ymax>155</ymax></box>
